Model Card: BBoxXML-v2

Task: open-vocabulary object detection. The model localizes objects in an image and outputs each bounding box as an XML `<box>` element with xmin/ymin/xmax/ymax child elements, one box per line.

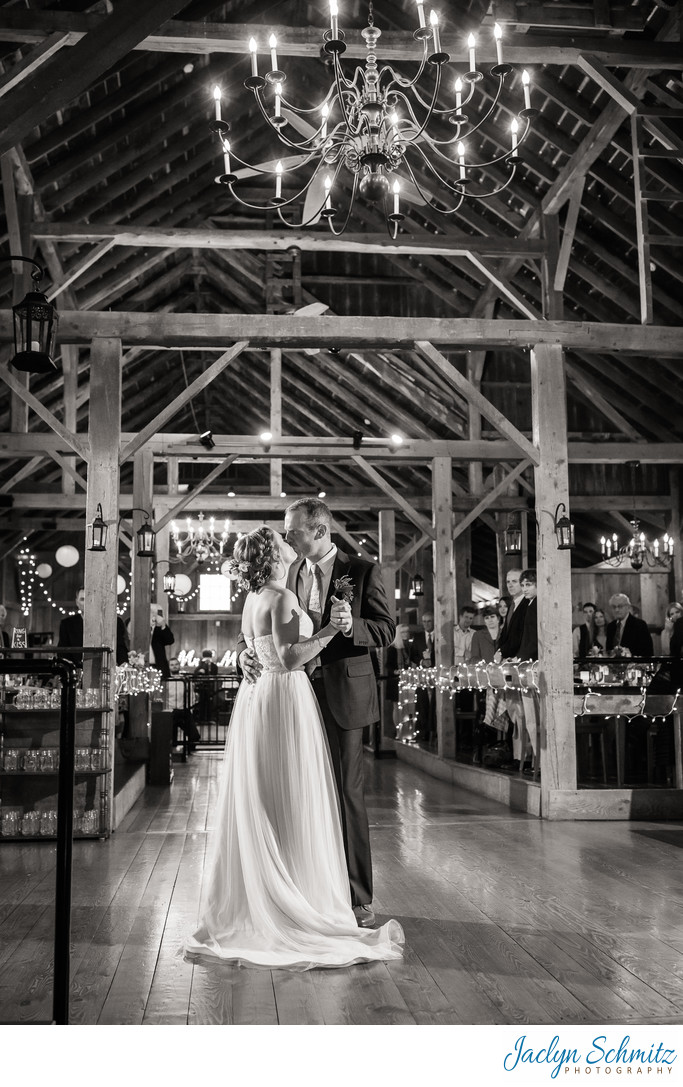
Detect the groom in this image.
<box><xmin>239</xmin><ymin>498</ymin><xmax>395</xmax><ymax>928</ymax></box>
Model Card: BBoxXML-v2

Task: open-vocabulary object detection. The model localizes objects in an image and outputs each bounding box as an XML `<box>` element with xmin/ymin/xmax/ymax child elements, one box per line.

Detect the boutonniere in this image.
<box><xmin>333</xmin><ymin>575</ymin><xmax>355</xmax><ymax>603</ymax></box>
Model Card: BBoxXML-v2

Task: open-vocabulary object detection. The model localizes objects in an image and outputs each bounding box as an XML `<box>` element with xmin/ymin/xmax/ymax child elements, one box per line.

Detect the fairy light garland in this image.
<box><xmin>115</xmin><ymin>664</ymin><xmax>164</xmax><ymax>698</ymax></box>
<box><xmin>17</xmin><ymin>547</ymin><xmax>36</xmax><ymax>616</ymax></box>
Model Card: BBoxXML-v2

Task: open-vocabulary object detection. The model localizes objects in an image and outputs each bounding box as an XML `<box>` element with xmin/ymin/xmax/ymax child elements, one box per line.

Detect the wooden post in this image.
<box><xmin>128</xmin><ymin>447</ymin><xmax>155</xmax><ymax>744</ymax></box>
<box><xmin>84</xmin><ymin>338</ymin><xmax>121</xmax><ymax>826</ymax></box>
<box><xmin>61</xmin><ymin>345</ymin><xmax>78</xmax><ymax>495</ymax></box>
<box><xmin>377</xmin><ymin>509</ymin><xmax>397</xmax><ymax>754</ymax></box>
<box><xmin>530</xmin><ymin>343</ymin><xmax>577</xmax><ymax>814</ymax></box>
<box><xmin>432</xmin><ymin>457</ymin><xmax>455</xmax><ymax>759</ymax></box>
<box><xmin>454</xmin><ymin>530</ymin><xmax>472</xmax><ymax>613</ymax></box>
<box><xmin>270</xmin><ymin>347</ymin><xmax>282</xmax><ymax>496</ymax></box>
<box><xmin>167</xmin><ymin>455</ymin><xmax>178</xmax><ymax>495</ymax></box>
<box><xmin>669</xmin><ymin>467</ymin><xmax>682</xmax><ymax>603</ymax></box>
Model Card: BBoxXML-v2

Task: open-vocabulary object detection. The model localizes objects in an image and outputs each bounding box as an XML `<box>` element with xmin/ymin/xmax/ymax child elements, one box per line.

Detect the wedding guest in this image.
<box><xmin>58</xmin><ymin>587</ymin><xmax>129</xmax><ymax>665</ymax></box>
<box><xmin>572</xmin><ymin>601</ymin><xmax>596</xmax><ymax>656</ymax></box>
<box><xmin>409</xmin><ymin>612</ymin><xmax>436</xmax><ymax>743</ymax></box>
<box><xmin>660</xmin><ymin>602</ymin><xmax>683</xmax><ymax>656</ymax></box>
<box><xmin>150</xmin><ymin>605</ymin><xmax>175</xmax><ymax>678</ymax></box>
<box><xmin>467</xmin><ymin>606</ymin><xmax>502</xmax><ymax>766</ymax></box>
<box><xmin>0</xmin><ymin>603</ymin><xmax>9</xmax><ymax>648</ymax></box>
<box><xmin>453</xmin><ymin>604</ymin><xmax>476</xmax><ymax>664</ymax></box>
<box><xmin>495</xmin><ymin>569</ymin><xmax>528</xmax><ymax>662</ymax></box>
<box><xmin>194</xmin><ymin>648</ymin><xmax>219</xmax><ymax>725</ymax></box>
<box><xmin>580</xmin><ymin>607</ymin><xmax>608</xmax><ymax>656</ymax></box>
<box><xmin>497</xmin><ymin>595</ymin><xmax>512</xmax><ymax>625</ymax></box>
<box><xmin>517</xmin><ymin>570</ymin><xmax>538</xmax><ymax>661</ymax></box>
<box><xmin>606</xmin><ymin>593</ymin><xmax>652</xmax><ymax>658</ymax></box>
<box><xmin>386</xmin><ymin>621</ymin><xmax>411</xmax><ymax>736</ymax></box>
<box><xmin>467</xmin><ymin>606</ymin><xmax>500</xmax><ymax>664</ymax></box>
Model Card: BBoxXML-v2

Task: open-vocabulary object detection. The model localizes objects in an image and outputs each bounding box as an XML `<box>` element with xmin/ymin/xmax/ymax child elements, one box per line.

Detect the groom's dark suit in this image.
<box><xmin>289</xmin><ymin>548</ymin><xmax>395</xmax><ymax>908</ymax></box>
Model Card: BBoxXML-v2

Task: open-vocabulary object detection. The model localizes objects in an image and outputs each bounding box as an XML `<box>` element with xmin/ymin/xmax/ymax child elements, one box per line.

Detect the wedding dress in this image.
<box><xmin>184</xmin><ymin>613</ymin><xmax>404</xmax><ymax>970</ymax></box>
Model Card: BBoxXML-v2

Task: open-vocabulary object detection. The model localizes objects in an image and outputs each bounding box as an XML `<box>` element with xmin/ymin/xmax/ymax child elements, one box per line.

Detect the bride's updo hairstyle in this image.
<box><xmin>228</xmin><ymin>527</ymin><xmax>280</xmax><ymax>592</ymax></box>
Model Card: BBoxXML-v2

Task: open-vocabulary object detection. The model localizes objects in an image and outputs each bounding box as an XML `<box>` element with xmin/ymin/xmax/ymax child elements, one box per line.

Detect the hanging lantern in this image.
<box><xmin>503</xmin><ymin>522</ymin><xmax>523</xmax><ymax>555</ymax></box>
<box><xmin>136</xmin><ymin>515</ymin><xmax>156</xmax><ymax>558</ymax></box>
<box><xmin>86</xmin><ymin>503</ymin><xmax>108</xmax><ymax>552</ymax></box>
<box><xmin>10</xmin><ymin>260</ymin><xmax>58</xmax><ymax>374</ymax></box>
<box><xmin>411</xmin><ymin>573</ymin><xmax>424</xmax><ymax>598</ymax></box>
<box><xmin>163</xmin><ymin>571</ymin><xmax>176</xmax><ymax>593</ymax></box>
<box><xmin>554</xmin><ymin>503</ymin><xmax>575</xmax><ymax>551</ymax></box>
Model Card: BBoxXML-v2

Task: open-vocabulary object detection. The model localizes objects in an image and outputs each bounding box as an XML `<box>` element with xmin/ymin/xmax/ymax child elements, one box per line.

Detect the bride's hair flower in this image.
<box><xmin>333</xmin><ymin>575</ymin><xmax>354</xmax><ymax>603</ymax></box>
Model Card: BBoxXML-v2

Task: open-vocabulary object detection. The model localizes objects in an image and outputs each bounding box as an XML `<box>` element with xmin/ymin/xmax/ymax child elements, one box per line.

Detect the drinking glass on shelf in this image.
<box><xmin>22</xmin><ymin>750</ymin><xmax>39</xmax><ymax>772</ymax></box>
<box><xmin>3</xmin><ymin>748</ymin><xmax>19</xmax><ymax>771</ymax></box>
<box><xmin>39</xmin><ymin>748</ymin><xmax>56</xmax><ymax>772</ymax></box>
<box><xmin>75</xmin><ymin>748</ymin><xmax>90</xmax><ymax>772</ymax></box>
<box><xmin>81</xmin><ymin>810</ymin><xmax>99</xmax><ymax>835</ymax></box>
<box><xmin>89</xmin><ymin>748</ymin><xmax>102</xmax><ymax>772</ymax></box>
<box><xmin>40</xmin><ymin>810</ymin><xmax>57</xmax><ymax>836</ymax></box>
<box><xmin>1</xmin><ymin>809</ymin><xmax>21</xmax><ymax>836</ymax></box>
<box><xmin>21</xmin><ymin>811</ymin><xmax>40</xmax><ymax>836</ymax></box>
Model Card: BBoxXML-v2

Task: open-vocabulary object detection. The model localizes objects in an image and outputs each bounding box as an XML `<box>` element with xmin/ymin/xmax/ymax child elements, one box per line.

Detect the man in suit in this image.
<box><xmin>0</xmin><ymin>603</ymin><xmax>9</xmax><ymax>648</ymax></box>
<box><xmin>239</xmin><ymin>498</ymin><xmax>395</xmax><ymax>928</ymax></box>
<box><xmin>408</xmin><ymin>612</ymin><xmax>436</xmax><ymax>744</ymax></box>
<box><xmin>58</xmin><ymin>587</ymin><xmax>128</xmax><ymax>665</ymax></box>
<box><xmin>495</xmin><ymin>568</ymin><xmax>528</xmax><ymax>662</ymax></box>
<box><xmin>606</xmin><ymin>593</ymin><xmax>653</xmax><ymax>658</ymax></box>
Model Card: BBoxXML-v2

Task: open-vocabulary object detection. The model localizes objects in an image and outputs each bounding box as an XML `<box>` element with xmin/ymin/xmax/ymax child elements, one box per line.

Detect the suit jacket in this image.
<box><xmin>151</xmin><ymin>624</ymin><xmax>175</xmax><ymax>678</ymax></box>
<box><xmin>1</xmin><ymin>630</ymin><xmax>9</xmax><ymax>648</ymax></box>
<box><xmin>237</xmin><ymin>549</ymin><xmax>395</xmax><ymax>730</ymax></box>
<box><xmin>606</xmin><ymin>614</ymin><xmax>653</xmax><ymax>658</ymax></box>
<box><xmin>670</xmin><ymin>617</ymin><xmax>683</xmax><ymax>659</ymax></box>
<box><xmin>517</xmin><ymin>597</ymin><xmax>538</xmax><ymax>661</ymax></box>
<box><xmin>408</xmin><ymin>630</ymin><xmax>434</xmax><ymax>667</ymax></box>
<box><xmin>496</xmin><ymin>597</ymin><xmax>529</xmax><ymax>659</ymax></box>
<box><xmin>58</xmin><ymin>612</ymin><xmax>129</xmax><ymax>665</ymax></box>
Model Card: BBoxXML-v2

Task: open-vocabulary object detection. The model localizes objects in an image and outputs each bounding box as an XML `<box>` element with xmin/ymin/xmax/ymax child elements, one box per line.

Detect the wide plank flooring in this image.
<box><xmin>0</xmin><ymin>752</ymin><xmax>682</xmax><ymax>1026</ymax></box>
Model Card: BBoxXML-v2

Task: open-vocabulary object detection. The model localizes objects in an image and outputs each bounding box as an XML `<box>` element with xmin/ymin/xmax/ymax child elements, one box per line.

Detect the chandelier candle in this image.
<box><xmin>416</xmin><ymin>0</ymin><xmax>426</xmax><ymax>28</ymax></box>
<box><xmin>494</xmin><ymin>22</ymin><xmax>503</xmax><ymax>65</ymax></box>
<box><xmin>468</xmin><ymin>33</ymin><xmax>477</xmax><ymax>73</ymax></box>
<box><xmin>248</xmin><ymin>37</ymin><xmax>258</xmax><ymax>78</ymax></box>
<box><xmin>429</xmin><ymin>10</ymin><xmax>440</xmax><ymax>53</ymax></box>
<box><xmin>213</xmin><ymin>86</ymin><xmax>222</xmax><ymax>121</ymax></box>
<box><xmin>330</xmin><ymin>0</ymin><xmax>339</xmax><ymax>39</ymax></box>
<box><xmin>269</xmin><ymin>34</ymin><xmax>278</xmax><ymax>71</ymax></box>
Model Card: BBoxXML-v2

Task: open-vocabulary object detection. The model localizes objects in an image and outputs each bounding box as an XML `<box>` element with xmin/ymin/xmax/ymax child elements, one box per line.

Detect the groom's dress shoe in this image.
<box><xmin>353</xmin><ymin>904</ymin><xmax>375</xmax><ymax>928</ymax></box>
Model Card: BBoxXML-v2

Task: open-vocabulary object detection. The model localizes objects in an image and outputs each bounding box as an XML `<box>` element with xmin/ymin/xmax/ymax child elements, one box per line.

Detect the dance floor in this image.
<box><xmin>0</xmin><ymin>752</ymin><xmax>682</xmax><ymax>1025</ymax></box>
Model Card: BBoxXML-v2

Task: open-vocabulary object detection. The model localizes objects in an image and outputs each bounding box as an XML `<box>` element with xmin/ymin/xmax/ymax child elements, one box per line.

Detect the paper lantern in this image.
<box><xmin>173</xmin><ymin>573</ymin><xmax>192</xmax><ymax>596</ymax></box>
<box><xmin>55</xmin><ymin>545</ymin><xmax>79</xmax><ymax>568</ymax></box>
<box><xmin>117</xmin><ymin>575</ymin><xmax>126</xmax><ymax>595</ymax></box>
<box><xmin>36</xmin><ymin>562</ymin><xmax>52</xmax><ymax>579</ymax></box>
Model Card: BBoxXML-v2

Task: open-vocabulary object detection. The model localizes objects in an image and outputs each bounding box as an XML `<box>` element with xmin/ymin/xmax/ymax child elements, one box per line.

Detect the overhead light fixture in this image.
<box><xmin>4</xmin><ymin>256</ymin><xmax>58</xmax><ymax>374</ymax></box>
<box><xmin>600</xmin><ymin>461</ymin><xmax>673</xmax><ymax>570</ymax></box>
<box><xmin>199</xmin><ymin>430</ymin><xmax>215</xmax><ymax>449</ymax></box>
<box><xmin>352</xmin><ymin>430</ymin><xmax>363</xmax><ymax>450</ymax></box>
<box><xmin>171</xmin><ymin>513</ymin><xmax>231</xmax><ymax>565</ymax></box>
<box><xmin>86</xmin><ymin>503</ymin><xmax>108</xmax><ymax>552</ymax></box>
<box><xmin>503</xmin><ymin>511</ymin><xmax>524</xmax><ymax>555</ymax></box>
<box><xmin>133</xmin><ymin>509</ymin><xmax>157</xmax><ymax>558</ymax></box>
<box><xmin>259</xmin><ymin>430</ymin><xmax>272</xmax><ymax>452</ymax></box>
<box><xmin>318</xmin><ymin>491</ymin><xmax>327</xmax><ymax>499</ymax></box>
<box><xmin>411</xmin><ymin>573</ymin><xmax>424</xmax><ymax>598</ymax></box>
<box><xmin>163</xmin><ymin>571</ymin><xmax>177</xmax><ymax>593</ymax></box>
<box><xmin>209</xmin><ymin>9</ymin><xmax>537</xmax><ymax>237</ymax></box>
<box><xmin>390</xmin><ymin>433</ymin><xmax>404</xmax><ymax>446</ymax></box>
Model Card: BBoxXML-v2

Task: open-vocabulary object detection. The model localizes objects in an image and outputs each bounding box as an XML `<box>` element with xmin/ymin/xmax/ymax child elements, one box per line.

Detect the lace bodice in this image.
<box><xmin>246</xmin><ymin>612</ymin><xmax>314</xmax><ymax>673</ymax></box>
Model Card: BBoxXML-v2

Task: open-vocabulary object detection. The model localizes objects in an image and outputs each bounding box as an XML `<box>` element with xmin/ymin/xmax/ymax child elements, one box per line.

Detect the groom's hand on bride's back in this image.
<box><xmin>239</xmin><ymin>648</ymin><xmax>263</xmax><ymax>684</ymax></box>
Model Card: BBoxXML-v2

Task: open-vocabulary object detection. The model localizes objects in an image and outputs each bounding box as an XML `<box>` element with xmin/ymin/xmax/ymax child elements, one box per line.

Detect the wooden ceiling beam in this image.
<box><xmin>0</xmin><ymin>0</ymin><xmax>192</xmax><ymax>158</ymax></box>
<box><xmin>32</xmin><ymin>223</ymin><xmax>547</xmax><ymax>258</ymax></box>
<box><xmin>0</xmin><ymin>12</ymin><xmax>678</xmax><ymax>66</ymax></box>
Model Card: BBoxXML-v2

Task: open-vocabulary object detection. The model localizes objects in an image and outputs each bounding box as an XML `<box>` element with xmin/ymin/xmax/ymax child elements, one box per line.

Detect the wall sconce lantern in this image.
<box><xmin>86</xmin><ymin>503</ymin><xmax>108</xmax><ymax>552</ymax></box>
<box><xmin>136</xmin><ymin>514</ymin><xmax>157</xmax><ymax>558</ymax></box>
<box><xmin>163</xmin><ymin>571</ymin><xmax>176</xmax><ymax>593</ymax></box>
<box><xmin>410</xmin><ymin>573</ymin><xmax>424</xmax><ymax>598</ymax></box>
<box><xmin>503</xmin><ymin>517</ymin><xmax>523</xmax><ymax>555</ymax></box>
<box><xmin>554</xmin><ymin>503</ymin><xmax>575</xmax><ymax>551</ymax></box>
<box><xmin>7</xmin><ymin>256</ymin><xmax>58</xmax><ymax>374</ymax></box>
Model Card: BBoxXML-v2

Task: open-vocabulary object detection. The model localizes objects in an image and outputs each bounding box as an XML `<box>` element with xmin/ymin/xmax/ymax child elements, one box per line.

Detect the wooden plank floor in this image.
<box><xmin>1</xmin><ymin>752</ymin><xmax>682</xmax><ymax>1026</ymax></box>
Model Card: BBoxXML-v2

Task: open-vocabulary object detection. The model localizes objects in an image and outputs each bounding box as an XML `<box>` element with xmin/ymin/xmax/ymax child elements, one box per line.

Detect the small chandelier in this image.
<box><xmin>86</xmin><ymin>503</ymin><xmax>108</xmax><ymax>552</ymax></box>
<box><xmin>600</xmin><ymin>462</ymin><xmax>673</xmax><ymax>571</ymax></box>
<box><xmin>171</xmin><ymin>513</ymin><xmax>231</xmax><ymax>565</ymax></box>
<box><xmin>5</xmin><ymin>256</ymin><xmax>58</xmax><ymax>374</ymax></box>
<box><xmin>210</xmin><ymin>3</ymin><xmax>537</xmax><ymax>237</ymax></box>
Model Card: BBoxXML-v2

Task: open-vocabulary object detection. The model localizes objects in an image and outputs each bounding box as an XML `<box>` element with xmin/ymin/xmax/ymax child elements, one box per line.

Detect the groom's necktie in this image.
<box><xmin>308</xmin><ymin>563</ymin><xmax>324</xmax><ymax>634</ymax></box>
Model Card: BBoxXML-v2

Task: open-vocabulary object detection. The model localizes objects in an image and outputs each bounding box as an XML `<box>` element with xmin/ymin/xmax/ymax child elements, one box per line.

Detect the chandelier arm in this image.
<box><xmin>250</xmin><ymin>88</ymin><xmax>322</xmax><ymax>152</ymax></box>
<box><xmin>331</xmin><ymin>46</ymin><xmax>358</xmax><ymax>97</ymax></box>
<box><xmin>378</xmin><ymin>46</ymin><xmax>429</xmax><ymax>92</ymax></box>
<box><xmin>445</xmin><ymin>74</ymin><xmax>508</xmax><ymax>145</ymax></box>
<box><xmin>324</xmin><ymin>171</ymin><xmax>360</xmax><ymax>238</ymax></box>
<box><xmin>401</xmin><ymin>153</ymin><xmax>466</xmax><ymax>213</ymax></box>
<box><xmin>397</xmin><ymin>61</ymin><xmax>442</xmax><ymax>146</ymax></box>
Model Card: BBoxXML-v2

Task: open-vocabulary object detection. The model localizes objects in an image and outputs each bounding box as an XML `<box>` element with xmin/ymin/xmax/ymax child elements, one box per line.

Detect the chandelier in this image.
<box><xmin>210</xmin><ymin>2</ymin><xmax>537</xmax><ymax>237</ymax></box>
<box><xmin>600</xmin><ymin>462</ymin><xmax>674</xmax><ymax>571</ymax></box>
<box><xmin>170</xmin><ymin>514</ymin><xmax>231</xmax><ymax>565</ymax></box>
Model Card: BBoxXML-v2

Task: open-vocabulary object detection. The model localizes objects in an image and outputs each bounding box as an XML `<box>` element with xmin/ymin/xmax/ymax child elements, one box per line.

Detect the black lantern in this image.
<box><xmin>86</xmin><ymin>503</ymin><xmax>108</xmax><ymax>552</ymax></box>
<box><xmin>411</xmin><ymin>573</ymin><xmax>424</xmax><ymax>598</ymax></box>
<box><xmin>163</xmin><ymin>571</ymin><xmax>176</xmax><ymax>593</ymax></box>
<box><xmin>503</xmin><ymin>521</ymin><xmax>523</xmax><ymax>555</ymax></box>
<box><xmin>136</xmin><ymin>516</ymin><xmax>156</xmax><ymax>558</ymax></box>
<box><xmin>8</xmin><ymin>258</ymin><xmax>58</xmax><ymax>374</ymax></box>
<box><xmin>554</xmin><ymin>503</ymin><xmax>575</xmax><ymax>551</ymax></box>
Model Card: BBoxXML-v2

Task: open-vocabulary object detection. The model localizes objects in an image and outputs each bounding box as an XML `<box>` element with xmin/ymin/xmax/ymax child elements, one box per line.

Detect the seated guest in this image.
<box><xmin>606</xmin><ymin>593</ymin><xmax>653</xmax><ymax>658</ymax></box>
<box><xmin>572</xmin><ymin>601</ymin><xmax>596</xmax><ymax>656</ymax></box>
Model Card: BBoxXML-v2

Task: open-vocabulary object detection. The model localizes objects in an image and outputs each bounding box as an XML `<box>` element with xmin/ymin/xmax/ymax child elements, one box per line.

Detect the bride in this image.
<box><xmin>184</xmin><ymin>526</ymin><xmax>404</xmax><ymax>970</ymax></box>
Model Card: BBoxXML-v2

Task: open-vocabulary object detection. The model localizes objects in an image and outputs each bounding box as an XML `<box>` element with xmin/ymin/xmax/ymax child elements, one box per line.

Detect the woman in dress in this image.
<box><xmin>184</xmin><ymin>527</ymin><xmax>404</xmax><ymax>970</ymax></box>
<box><xmin>580</xmin><ymin>607</ymin><xmax>608</xmax><ymax>657</ymax></box>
